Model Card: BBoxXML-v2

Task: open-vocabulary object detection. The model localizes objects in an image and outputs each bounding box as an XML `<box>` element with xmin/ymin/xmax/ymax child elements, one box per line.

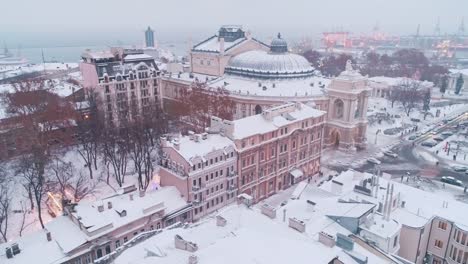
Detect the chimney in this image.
<box><xmin>201</xmin><ymin>133</ymin><xmax>208</xmax><ymax>140</ymax></box>
<box><xmin>331</xmin><ymin>180</ymin><xmax>343</xmax><ymax>194</ymax></box>
<box><xmin>129</xmin><ymin>194</ymin><xmax>134</xmax><ymax>201</ymax></box>
<box><xmin>219</xmin><ymin>37</ymin><xmax>225</xmax><ymax>54</ymax></box>
<box><xmin>194</xmin><ymin>134</ymin><xmax>200</xmax><ymax>142</ymax></box>
<box><xmin>188</xmin><ymin>131</ymin><xmax>195</xmax><ymax>140</ymax></box>
<box><xmin>188</xmin><ymin>255</ymin><xmax>198</xmax><ymax>264</ymax></box>
<box><xmin>46</xmin><ymin>231</ymin><xmax>52</xmax><ymax>242</ymax></box>
<box><xmin>98</xmin><ymin>204</ymin><xmax>104</xmax><ymax>212</ymax></box>
<box><xmin>386</xmin><ymin>184</ymin><xmax>394</xmax><ymax>221</ymax></box>
<box><xmin>383</xmin><ymin>183</ymin><xmax>390</xmax><ymax>220</ymax></box>
<box><xmin>107</xmin><ymin>201</ymin><xmax>113</xmax><ymax>209</ymax></box>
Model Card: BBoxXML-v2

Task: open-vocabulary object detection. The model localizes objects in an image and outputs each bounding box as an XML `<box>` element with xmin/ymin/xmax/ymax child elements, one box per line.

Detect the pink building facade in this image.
<box><xmin>80</xmin><ymin>48</ymin><xmax>162</xmax><ymax>126</ymax></box>
<box><xmin>209</xmin><ymin>102</ymin><xmax>326</xmax><ymax>203</ymax></box>
<box><xmin>160</xmin><ymin>132</ymin><xmax>238</xmax><ymax>221</ymax></box>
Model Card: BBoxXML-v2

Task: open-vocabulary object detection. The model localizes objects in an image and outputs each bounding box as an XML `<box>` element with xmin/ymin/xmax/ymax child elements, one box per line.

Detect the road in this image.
<box><xmin>327</xmin><ymin>111</ymin><xmax>468</xmax><ymax>184</ymax></box>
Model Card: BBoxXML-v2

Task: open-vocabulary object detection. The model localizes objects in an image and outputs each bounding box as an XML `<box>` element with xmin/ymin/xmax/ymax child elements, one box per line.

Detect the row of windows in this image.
<box><xmin>240</xmin><ymin>125</ymin><xmax>322</xmax><ymax>149</ymax></box>
<box><xmin>192</xmin><ymin>166</ymin><xmax>235</xmax><ymax>187</ymax></box>
<box><xmin>449</xmin><ymin>244</ymin><xmax>468</xmax><ymax>264</ymax></box>
<box><xmin>192</xmin><ymin>152</ymin><xmax>235</xmax><ymax>171</ymax></box>
<box><xmin>454</xmin><ymin>228</ymin><xmax>468</xmax><ymax>246</ymax></box>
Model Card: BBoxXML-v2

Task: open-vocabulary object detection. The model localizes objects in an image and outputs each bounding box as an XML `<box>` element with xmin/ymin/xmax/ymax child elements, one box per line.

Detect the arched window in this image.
<box><xmin>255</xmin><ymin>105</ymin><xmax>263</xmax><ymax>115</ymax></box>
<box><xmin>334</xmin><ymin>99</ymin><xmax>344</xmax><ymax>119</ymax></box>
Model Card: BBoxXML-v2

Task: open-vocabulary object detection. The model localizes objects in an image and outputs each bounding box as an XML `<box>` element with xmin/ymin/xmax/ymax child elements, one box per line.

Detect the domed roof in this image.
<box><xmin>270</xmin><ymin>33</ymin><xmax>288</xmax><ymax>53</ymax></box>
<box><xmin>225</xmin><ymin>50</ymin><xmax>314</xmax><ymax>79</ymax></box>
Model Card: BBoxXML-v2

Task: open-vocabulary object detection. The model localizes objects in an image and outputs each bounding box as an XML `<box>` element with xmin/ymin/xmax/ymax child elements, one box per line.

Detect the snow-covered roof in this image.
<box><xmin>0</xmin><ymin>216</ymin><xmax>88</xmax><ymax>264</ymax></box>
<box><xmin>210</xmin><ymin>75</ymin><xmax>329</xmax><ymax>98</ymax></box>
<box><xmin>124</xmin><ymin>53</ymin><xmax>154</xmax><ymax>61</ymax></box>
<box><xmin>165</xmin><ymin>134</ymin><xmax>235</xmax><ymax>162</ymax></box>
<box><xmin>369</xmin><ymin>76</ymin><xmax>434</xmax><ymax>88</ymax></box>
<box><xmin>231</xmin><ymin>103</ymin><xmax>326</xmax><ymax>139</ymax></box>
<box><xmin>225</xmin><ymin>50</ymin><xmax>314</xmax><ymax>78</ymax></box>
<box><xmin>324</xmin><ymin>169</ymin><xmax>468</xmax><ymax>230</ymax></box>
<box><xmin>81</xmin><ymin>50</ymin><xmax>114</xmax><ymax>60</ymax></box>
<box><xmin>71</xmin><ymin>186</ymin><xmax>187</xmax><ymax>237</ymax></box>
<box><xmin>449</xmin><ymin>68</ymin><xmax>468</xmax><ymax>76</ymax></box>
<box><xmin>192</xmin><ymin>35</ymin><xmax>247</xmax><ymax>53</ymax></box>
<box><xmin>114</xmin><ymin>203</ymin><xmax>394</xmax><ymax>264</ymax></box>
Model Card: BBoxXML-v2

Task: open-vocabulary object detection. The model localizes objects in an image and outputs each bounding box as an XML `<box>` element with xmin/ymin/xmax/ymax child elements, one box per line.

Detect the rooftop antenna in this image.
<box><xmin>416</xmin><ymin>24</ymin><xmax>420</xmax><ymax>37</ymax></box>
<box><xmin>435</xmin><ymin>17</ymin><xmax>441</xmax><ymax>36</ymax></box>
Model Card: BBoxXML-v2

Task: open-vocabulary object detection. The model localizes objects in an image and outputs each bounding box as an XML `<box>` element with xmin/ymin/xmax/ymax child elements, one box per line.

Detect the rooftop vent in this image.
<box><xmin>289</xmin><ymin>217</ymin><xmax>306</xmax><ymax>233</ymax></box>
<box><xmin>174</xmin><ymin>235</ymin><xmax>198</xmax><ymax>252</ymax></box>
<box><xmin>319</xmin><ymin>231</ymin><xmax>336</xmax><ymax>248</ymax></box>
<box><xmin>98</xmin><ymin>204</ymin><xmax>104</xmax><ymax>212</ymax></box>
<box><xmin>261</xmin><ymin>203</ymin><xmax>277</xmax><ymax>219</ymax></box>
<box><xmin>216</xmin><ymin>215</ymin><xmax>227</xmax><ymax>227</ymax></box>
<box><xmin>107</xmin><ymin>201</ymin><xmax>113</xmax><ymax>209</ymax></box>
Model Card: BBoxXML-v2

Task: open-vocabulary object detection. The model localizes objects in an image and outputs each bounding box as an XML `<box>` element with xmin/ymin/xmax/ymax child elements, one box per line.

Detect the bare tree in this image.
<box><xmin>18</xmin><ymin>200</ymin><xmax>35</xmax><ymax>237</ymax></box>
<box><xmin>16</xmin><ymin>149</ymin><xmax>51</xmax><ymax>229</ymax></box>
<box><xmin>49</xmin><ymin>155</ymin><xmax>98</xmax><ymax>202</ymax></box>
<box><xmin>394</xmin><ymin>80</ymin><xmax>425</xmax><ymax>116</ymax></box>
<box><xmin>75</xmin><ymin>91</ymin><xmax>103</xmax><ymax>179</ymax></box>
<box><xmin>1</xmin><ymin>78</ymin><xmax>77</xmax><ymax>229</ymax></box>
<box><xmin>176</xmin><ymin>81</ymin><xmax>235</xmax><ymax>132</ymax></box>
<box><xmin>0</xmin><ymin>177</ymin><xmax>11</xmax><ymax>242</ymax></box>
<box><xmin>101</xmin><ymin>127</ymin><xmax>128</xmax><ymax>187</ymax></box>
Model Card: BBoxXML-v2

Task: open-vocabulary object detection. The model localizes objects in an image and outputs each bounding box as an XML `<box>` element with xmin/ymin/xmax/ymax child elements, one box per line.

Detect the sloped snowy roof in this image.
<box><xmin>72</xmin><ymin>186</ymin><xmax>187</xmax><ymax>237</ymax></box>
<box><xmin>231</xmin><ymin>103</ymin><xmax>325</xmax><ymax>139</ymax></box>
<box><xmin>225</xmin><ymin>50</ymin><xmax>314</xmax><ymax>78</ymax></box>
<box><xmin>166</xmin><ymin>134</ymin><xmax>235</xmax><ymax>162</ymax></box>
<box><xmin>114</xmin><ymin>204</ymin><xmax>393</xmax><ymax>264</ymax></box>
<box><xmin>209</xmin><ymin>75</ymin><xmax>329</xmax><ymax>98</ymax></box>
<box><xmin>124</xmin><ymin>54</ymin><xmax>154</xmax><ymax>61</ymax></box>
<box><xmin>192</xmin><ymin>35</ymin><xmax>247</xmax><ymax>53</ymax></box>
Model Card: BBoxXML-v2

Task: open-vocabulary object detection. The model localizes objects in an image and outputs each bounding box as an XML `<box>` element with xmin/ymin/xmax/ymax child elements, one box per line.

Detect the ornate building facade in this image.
<box><xmin>160</xmin><ymin>26</ymin><xmax>371</xmax><ymax>150</ymax></box>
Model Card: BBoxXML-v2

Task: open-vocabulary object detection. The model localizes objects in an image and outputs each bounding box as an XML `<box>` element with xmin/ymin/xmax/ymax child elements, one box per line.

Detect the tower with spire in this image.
<box><xmin>459</xmin><ymin>17</ymin><xmax>465</xmax><ymax>36</ymax></box>
<box><xmin>434</xmin><ymin>17</ymin><xmax>441</xmax><ymax>36</ymax></box>
<box><xmin>145</xmin><ymin>26</ymin><xmax>155</xmax><ymax>48</ymax></box>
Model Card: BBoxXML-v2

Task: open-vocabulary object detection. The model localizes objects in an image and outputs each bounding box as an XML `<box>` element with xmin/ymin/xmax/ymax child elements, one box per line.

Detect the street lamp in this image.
<box><xmin>375</xmin><ymin>129</ymin><xmax>381</xmax><ymax>145</ymax></box>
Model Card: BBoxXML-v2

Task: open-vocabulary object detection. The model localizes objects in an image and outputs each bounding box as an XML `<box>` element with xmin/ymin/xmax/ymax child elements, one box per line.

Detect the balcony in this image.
<box><xmin>227</xmin><ymin>171</ymin><xmax>237</xmax><ymax>178</ymax></box>
<box><xmin>227</xmin><ymin>184</ymin><xmax>237</xmax><ymax>191</ymax></box>
<box><xmin>191</xmin><ymin>185</ymin><xmax>203</xmax><ymax>192</ymax></box>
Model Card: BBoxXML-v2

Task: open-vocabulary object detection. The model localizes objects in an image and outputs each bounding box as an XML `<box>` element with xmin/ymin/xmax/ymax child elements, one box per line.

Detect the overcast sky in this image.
<box><xmin>1</xmin><ymin>0</ymin><xmax>467</xmax><ymax>47</ymax></box>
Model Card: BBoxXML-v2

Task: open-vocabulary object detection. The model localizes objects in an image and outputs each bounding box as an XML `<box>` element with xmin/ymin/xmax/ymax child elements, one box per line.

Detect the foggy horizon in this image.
<box><xmin>1</xmin><ymin>0</ymin><xmax>467</xmax><ymax>48</ymax></box>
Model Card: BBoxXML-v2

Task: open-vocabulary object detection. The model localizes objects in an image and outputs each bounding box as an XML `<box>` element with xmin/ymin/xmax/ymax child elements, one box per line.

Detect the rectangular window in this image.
<box><xmin>115</xmin><ymin>240</ymin><xmax>121</xmax><ymax>248</ymax></box>
<box><xmin>434</xmin><ymin>239</ymin><xmax>443</xmax><ymax>248</ymax></box>
<box><xmin>438</xmin><ymin>221</ymin><xmax>447</xmax><ymax>230</ymax></box>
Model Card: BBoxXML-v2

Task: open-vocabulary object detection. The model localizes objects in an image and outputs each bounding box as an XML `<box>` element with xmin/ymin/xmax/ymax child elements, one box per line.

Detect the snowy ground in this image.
<box><xmin>0</xmin><ymin>62</ymin><xmax>78</xmax><ymax>80</ymax></box>
<box><xmin>2</xmin><ymin>147</ymin><xmax>141</xmax><ymax>242</ymax></box>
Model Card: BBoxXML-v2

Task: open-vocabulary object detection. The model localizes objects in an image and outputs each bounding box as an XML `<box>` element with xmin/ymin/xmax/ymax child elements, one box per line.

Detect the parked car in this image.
<box><xmin>408</xmin><ymin>135</ymin><xmax>417</xmax><ymax>140</ymax></box>
<box><xmin>383</xmin><ymin>151</ymin><xmax>398</xmax><ymax>158</ymax></box>
<box><xmin>452</xmin><ymin>165</ymin><xmax>468</xmax><ymax>172</ymax></box>
<box><xmin>411</xmin><ymin>118</ymin><xmax>421</xmax><ymax>122</ymax></box>
<box><xmin>442</xmin><ymin>131</ymin><xmax>454</xmax><ymax>137</ymax></box>
<box><xmin>433</xmin><ymin>136</ymin><xmax>444</xmax><ymax>142</ymax></box>
<box><xmin>421</xmin><ymin>141</ymin><xmax>438</xmax><ymax>147</ymax></box>
<box><xmin>441</xmin><ymin>176</ymin><xmax>464</xmax><ymax>187</ymax></box>
<box><xmin>367</xmin><ymin>158</ymin><xmax>381</xmax><ymax>165</ymax></box>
